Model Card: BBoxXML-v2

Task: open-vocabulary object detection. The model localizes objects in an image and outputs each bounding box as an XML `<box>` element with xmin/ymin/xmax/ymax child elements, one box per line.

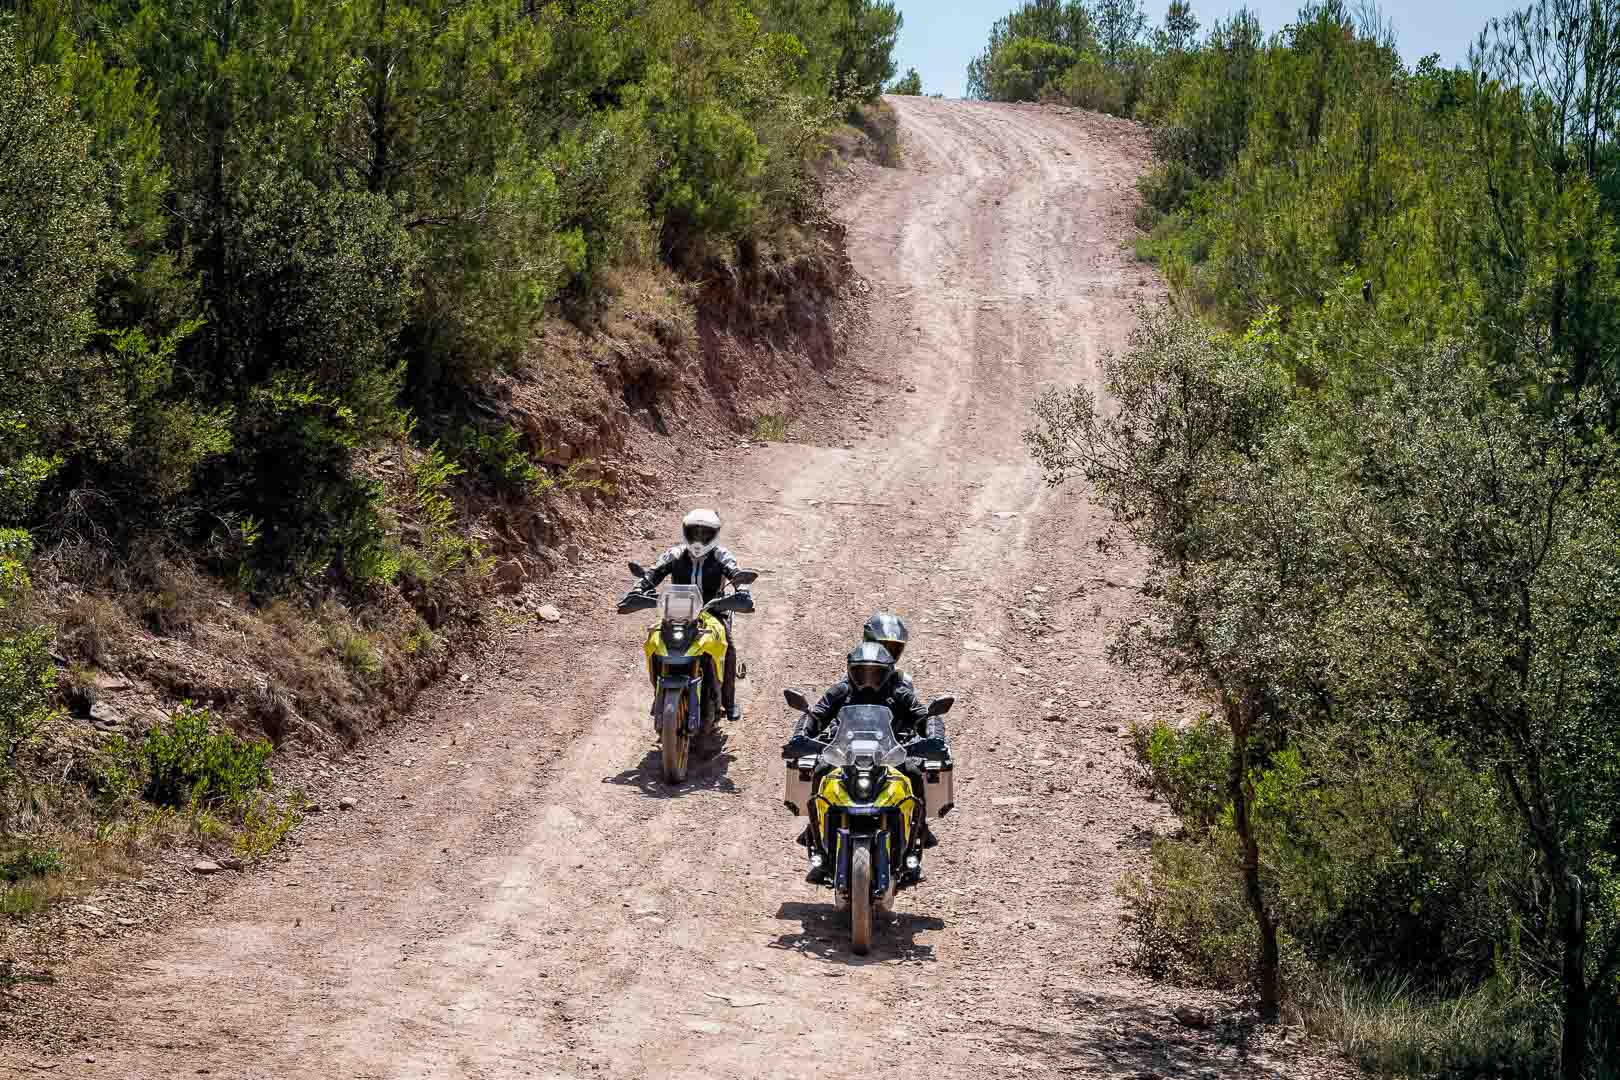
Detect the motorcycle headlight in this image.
<box><xmin>854</xmin><ymin>770</ymin><xmax>873</xmax><ymax>797</ymax></box>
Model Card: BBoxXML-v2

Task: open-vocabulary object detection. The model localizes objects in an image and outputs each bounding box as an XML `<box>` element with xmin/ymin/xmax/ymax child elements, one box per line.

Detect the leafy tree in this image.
<box><xmin>1026</xmin><ymin>309</ymin><xmax>1298</xmax><ymax>1015</ymax></box>
<box><xmin>889</xmin><ymin>66</ymin><xmax>922</xmax><ymax>95</ymax></box>
<box><xmin>835</xmin><ymin>0</ymin><xmax>901</xmax><ymax>99</ymax></box>
<box><xmin>1157</xmin><ymin>0</ymin><xmax>1198</xmax><ymax>53</ymax></box>
<box><xmin>1335</xmin><ymin>348</ymin><xmax>1620</xmax><ymax>1080</ymax></box>
<box><xmin>1094</xmin><ymin>0</ymin><xmax>1147</xmax><ymax>66</ymax></box>
<box><xmin>979</xmin><ymin>36</ymin><xmax>1078</xmax><ymax>101</ymax></box>
<box><xmin>0</xmin><ymin>28</ymin><xmax>125</xmax><ymax>516</ymax></box>
<box><xmin>968</xmin><ymin>0</ymin><xmax>1095</xmax><ymax>99</ymax></box>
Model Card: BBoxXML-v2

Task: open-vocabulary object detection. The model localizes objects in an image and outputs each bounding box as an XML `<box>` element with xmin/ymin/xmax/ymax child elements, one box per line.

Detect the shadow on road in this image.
<box><xmin>767</xmin><ymin>900</ymin><xmax>943</xmax><ymax>965</ymax></box>
<box><xmin>603</xmin><ymin>725</ymin><xmax>738</xmax><ymax>798</ymax></box>
<box><xmin>975</xmin><ymin>993</ymin><xmax>1331</xmax><ymax>1080</ymax></box>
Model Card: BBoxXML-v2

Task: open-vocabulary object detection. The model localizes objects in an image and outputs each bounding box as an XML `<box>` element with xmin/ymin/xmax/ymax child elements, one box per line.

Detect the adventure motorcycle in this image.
<box><xmin>617</xmin><ymin>562</ymin><xmax>756</xmax><ymax>785</ymax></box>
<box><xmin>780</xmin><ymin>691</ymin><xmax>955</xmax><ymax>954</ymax></box>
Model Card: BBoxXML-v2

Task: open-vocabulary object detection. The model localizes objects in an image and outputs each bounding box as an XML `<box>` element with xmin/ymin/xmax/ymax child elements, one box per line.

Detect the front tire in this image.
<box><xmin>850</xmin><ymin>844</ymin><xmax>874</xmax><ymax>955</ymax></box>
<box><xmin>659</xmin><ymin>691</ymin><xmax>689</xmax><ymax>785</ymax></box>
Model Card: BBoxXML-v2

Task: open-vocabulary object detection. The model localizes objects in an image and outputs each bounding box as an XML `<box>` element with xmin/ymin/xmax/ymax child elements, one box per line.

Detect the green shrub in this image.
<box><xmin>1140</xmin><ymin>715</ymin><xmax>1228</xmax><ymax>831</ymax></box>
<box><xmin>889</xmin><ymin>68</ymin><xmax>922</xmax><ymax>95</ymax></box>
<box><xmin>1120</xmin><ymin>831</ymin><xmax>1261</xmax><ymax>986</ymax></box>
<box><xmin>452</xmin><ymin>425</ymin><xmax>541</xmax><ymax>498</ymax></box>
<box><xmin>1135</xmin><ymin>161</ymin><xmax>1199</xmax><ymax>229</ymax></box>
<box><xmin>113</xmin><ymin>703</ymin><xmax>273</xmax><ymax>810</ymax></box>
<box><xmin>408</xmin><ymin>445</ymin><xmax>474</xmax><ymax>582</ymax></box>
<box><xmin>0</xmin><ymin>530</ymin><xmax>57</xmax><ymax>792</ymax></box>
<box><xmin>0</xmin><ymin>846</ymin><xmax>63</xmax><ymax>883</ymax></box>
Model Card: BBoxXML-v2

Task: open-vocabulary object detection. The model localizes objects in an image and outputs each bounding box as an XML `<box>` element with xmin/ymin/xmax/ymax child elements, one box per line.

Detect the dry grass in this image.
<box><xmin>848</xmin><ymin>101</ymin><xmax>902</xmax><ymax>167</ymax></box>
<box><xmin>593</xmin><ymin>263</ymin><xmax>696</xmax><ymax>346</ymax></box>
<box><xmin>57</xmin><ymin>596</ymin><xmax>127</xmax><ymax>667</ymax></box>
<box><xmin>1288</xmin><ymin>967</ymin><xmax>1578</xmax><ymax>1079</ymax></box>
<box><xmin>750</xmin><ymin>411</ymin><xmax>791</xmax><ymax>441</ymax></box>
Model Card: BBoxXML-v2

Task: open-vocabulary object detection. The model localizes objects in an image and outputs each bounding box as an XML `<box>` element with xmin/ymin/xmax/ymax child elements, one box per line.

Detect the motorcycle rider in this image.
<box><xmin>793</xmin><ymin>641</ymin><xmax>941</xmax><ymax>884</ymax></box>
<box><xmin>635</xmin><ymin>509</ymin><xmax>747</xmax><ymax>721</ymax></box>
<box><xmin>862</xmin><ymin>612</ymin><xmax>914</xmax><ymax>691</ymax></box>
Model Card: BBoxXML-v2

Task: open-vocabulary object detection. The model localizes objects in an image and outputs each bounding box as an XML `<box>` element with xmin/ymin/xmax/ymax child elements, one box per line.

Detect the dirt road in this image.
<box><xmin>26</xmin><ymin>99</ymin><xmax>1347</xmax><ymax>1080</ymax></box>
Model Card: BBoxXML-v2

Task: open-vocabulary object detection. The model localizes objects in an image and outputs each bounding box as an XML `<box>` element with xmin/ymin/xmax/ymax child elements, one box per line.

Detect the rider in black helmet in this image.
<box><xmin>793</xmin><ymin>641</ymin><xmax>938</xmax><ymax>884</ymax></box>
<box><xmin>862</xmin><ymin>612</ymin><xmax>914</xmax><ymax>692</ymax></box>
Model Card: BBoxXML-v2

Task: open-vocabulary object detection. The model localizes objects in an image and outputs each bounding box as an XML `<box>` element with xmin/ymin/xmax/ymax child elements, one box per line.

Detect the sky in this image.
<box><xmin>891</xmin><ymin>1</ymin><xmax>1526</xmax><ymax>100</ymax></box>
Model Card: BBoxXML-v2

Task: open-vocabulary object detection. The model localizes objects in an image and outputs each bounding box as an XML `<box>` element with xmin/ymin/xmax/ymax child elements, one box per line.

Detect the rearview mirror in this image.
<box><xmin>784</xmin><ymin>689</ymin><xmax>810</xmax><ymax>713</ymax></box>
<box><xmin>628</xmin><ymin>561</ymin><xmax>646</xmax><ymax>579</ymax></box>
<box><xmin>927</xmin><ymin>695</ymin><xmax>955</xmax><ymax>717</ymax></box>
<box><xmin>732</xmin><ymin>569</ymin><xmax>759</xmax><ymax>586</ymax></box>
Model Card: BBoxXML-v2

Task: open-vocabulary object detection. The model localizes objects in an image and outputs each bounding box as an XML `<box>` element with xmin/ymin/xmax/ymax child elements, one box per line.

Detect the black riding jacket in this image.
<box><xmin>805</xmin><ymin>671</ymin><xmax>930</xmax><ymax>742</ymax></box>
<box><xmin>640</xmin><ymin>545</ymin><xmax>740</xmax><ymax>603</ymax></box>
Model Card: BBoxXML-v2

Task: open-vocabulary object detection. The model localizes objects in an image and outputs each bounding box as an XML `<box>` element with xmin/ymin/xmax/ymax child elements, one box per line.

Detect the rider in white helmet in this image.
<box><xmin>637</xmin><ymin>509</ymin><xmax>747</xmax><ymax>719</ymax></box>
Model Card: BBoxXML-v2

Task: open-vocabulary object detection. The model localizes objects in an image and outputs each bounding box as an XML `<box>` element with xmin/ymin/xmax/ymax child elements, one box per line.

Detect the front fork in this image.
<box><xmin>653</xmin><ymin>674</ymin><xmax>704</xmax><ymax>735</ymax></box>
<box><xmin>832</xmin><ymin>829</ymin><xmax>892</xmax><ymax>900</ymax></box>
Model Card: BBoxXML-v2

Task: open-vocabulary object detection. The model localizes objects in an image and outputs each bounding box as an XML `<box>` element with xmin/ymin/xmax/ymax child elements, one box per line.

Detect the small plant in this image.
<box><xmin>401</xmin><ymin>619</ymin><xmax>437</xmax><ymax>656</ymax></box>
<box><xmin>408</xmin><ymin>445</ymin><xmax>474</xmax><ymax>581</ymax></box>
<box><xmin>336</xmin><ymin>632</ymin><xmax>380</xmax><ymax>678</ymax></box>
<box><xmin>232</xmin><ymin>793</ymin><xmax>301</xmax><ymax>861</ymax></box>
<box><xmin>751</xmin><ymin>411</ymin><xmax>790</xmax><ymax>441</ymax></box>
<box><xmin>453</xmin><ymin>424</ymin><xmax>541</xmax><ymax>496</ymax></box>
<box><xmin>544</xmin><ymin>458</ymin><xmax>615</xmax><ymax>497</ymax></box>
<box><xmin>0</xmin><ymin>846</ymin><xmax>62</xmax><ymax>882</ymax></box>
<box><xmin>0</xmin><ymin>885</ymin><xmax>45</xmax><ymax>917</ymax></box>
<box><xmin>1141</xmin><ymin>715</ymin><xmax>1229</xmax><ymax>831</ymax></box>
<box><xmin>114</xmin><ymin>702</ymin><xmax>273</xmax><ymax>810</ymax></box>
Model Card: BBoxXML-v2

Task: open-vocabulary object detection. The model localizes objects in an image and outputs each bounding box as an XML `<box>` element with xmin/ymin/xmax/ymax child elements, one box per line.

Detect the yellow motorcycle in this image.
<box><xmin>780</xmin><ymin>692</ymin><xmax>955</xmax><ymax>954</ymax></box>
<box><xmin>617</xmin><ymin>562</ymin><xmax>756</xmax><ymax>784</ymax></box>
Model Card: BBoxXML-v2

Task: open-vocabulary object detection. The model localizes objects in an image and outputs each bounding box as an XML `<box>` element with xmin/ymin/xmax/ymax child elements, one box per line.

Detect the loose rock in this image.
<box><xmin>1173</xmin><ymin>1006</ymin><xmax>1210</xmax><ymax>1029</ymax></box>
<box><xmin>192</xmin><ymin>860</ymin><xmax>222</xmax><ymax>875</ymax></box>
<box><xmin>494</xmin><ymin>559</ymin><xmax>526</xmax><ymax>593</ymax></box>
<box><xmin>339</xmin><ymin>796</ymin><xmax>358</xmax><ymax>811</ymax></box>
<box><xmin>537</xmin><ymin>604</ymin><xmax>562</xmax><ymax>623</ymax></box>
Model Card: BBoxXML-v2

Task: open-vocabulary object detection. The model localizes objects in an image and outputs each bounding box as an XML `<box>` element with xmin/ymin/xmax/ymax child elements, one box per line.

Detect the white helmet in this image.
<box><xmin>682</xmin><ymin>508</ymin><xmax>722</xmax><ymax>561</ymax></box>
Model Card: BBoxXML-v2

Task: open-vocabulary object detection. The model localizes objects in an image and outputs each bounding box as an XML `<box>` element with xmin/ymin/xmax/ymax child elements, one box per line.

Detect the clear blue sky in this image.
<box><xmin>892</xmin><ymin>1</ymin><xmax>1526</xmax><ymax>100</ymax></box>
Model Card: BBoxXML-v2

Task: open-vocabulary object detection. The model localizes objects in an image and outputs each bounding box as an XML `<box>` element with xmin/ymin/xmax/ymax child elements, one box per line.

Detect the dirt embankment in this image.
<box><xmin>3</xmin><ymin>99</ymin><xmax>1358</xmax><ymax>1080</ymax></box>
<box><xmin>1</xmin><ymin>199</ymin><xmax>867</xmax><ymax>1017</ymax></box>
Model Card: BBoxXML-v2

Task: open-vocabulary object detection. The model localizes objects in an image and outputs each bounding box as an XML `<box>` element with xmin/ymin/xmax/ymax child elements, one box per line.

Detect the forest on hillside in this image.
<box><xmin>1003</xmin><ymin>1</ymin><xmax>1620</xmax><ymax>1078</ymax></box>
<box><xmin>0</xmin><ymin>0</ymin><xmax>904</xmax><ymax>937</ymax></box>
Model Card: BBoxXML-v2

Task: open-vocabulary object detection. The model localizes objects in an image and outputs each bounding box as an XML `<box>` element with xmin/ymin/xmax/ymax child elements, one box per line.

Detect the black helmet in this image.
<box><xmin>862</xmin><ymin>612</ymin><xmax>909</xmax><ymax>664</ymax></box>
<box><xmin>847</xmin><ymin>641</ymin><xmax>895</xmax><ymax>692</ymax></box>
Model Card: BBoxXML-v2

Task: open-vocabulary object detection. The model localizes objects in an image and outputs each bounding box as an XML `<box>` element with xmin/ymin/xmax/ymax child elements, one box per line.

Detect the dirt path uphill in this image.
<box><xmin>16</xmin><ymin>99</ymin><xmax>1352</xmax><ymax>1080</ymax></box>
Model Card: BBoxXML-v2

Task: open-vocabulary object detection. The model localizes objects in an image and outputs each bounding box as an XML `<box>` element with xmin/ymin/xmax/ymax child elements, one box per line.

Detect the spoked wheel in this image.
<box><xmin>850</xmin><ymin>844</ymin><xmax>874</xmax><ymax>955</ymax></box>
<box><xmin>659</xmin><ymin>690</ymin><xmax>690</xmax><ymax>785</ymax></box>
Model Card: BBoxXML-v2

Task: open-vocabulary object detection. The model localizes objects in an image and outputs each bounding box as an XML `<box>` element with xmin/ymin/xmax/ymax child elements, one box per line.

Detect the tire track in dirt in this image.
<box><xmin>17</xmin><ymin>99</ymin><xmax>1355</xmax><ymax>1080</ymax></box>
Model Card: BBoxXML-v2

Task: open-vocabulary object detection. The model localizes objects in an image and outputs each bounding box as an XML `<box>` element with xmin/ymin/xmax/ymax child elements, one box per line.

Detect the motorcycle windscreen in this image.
<box><xmin>821</xmin><ymin>705</ymin><xmax>908</xmax><ymax>768</ymax></box>
<box><xmin>660</xmin><ymin>585</ymin><xmax>703</xmax><ymax>623</ymax></box>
